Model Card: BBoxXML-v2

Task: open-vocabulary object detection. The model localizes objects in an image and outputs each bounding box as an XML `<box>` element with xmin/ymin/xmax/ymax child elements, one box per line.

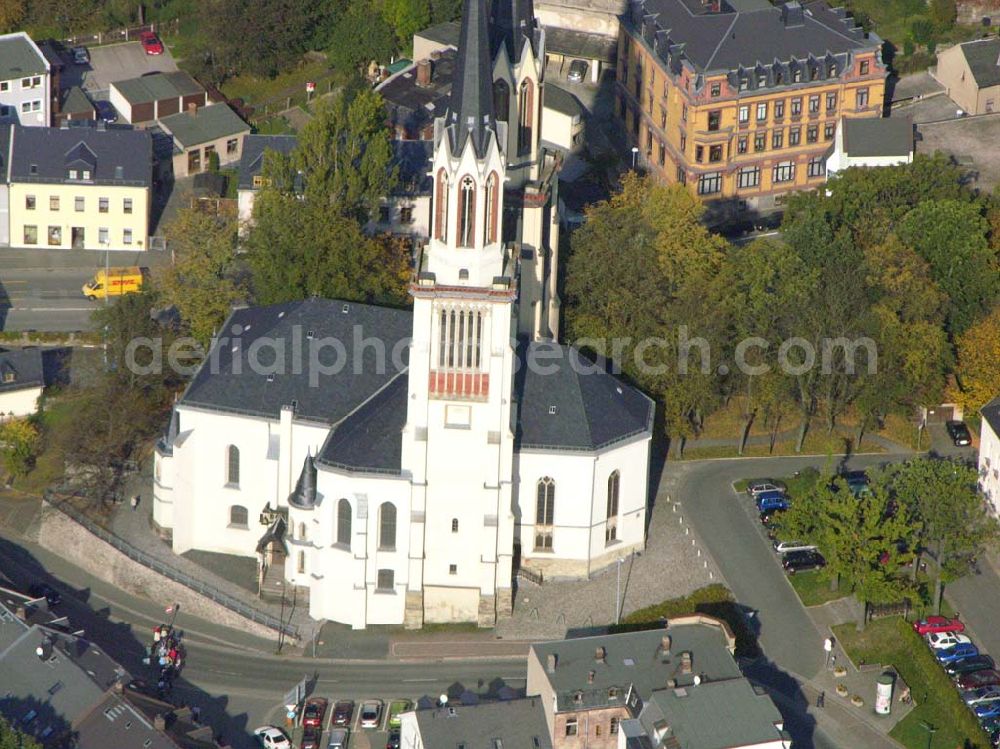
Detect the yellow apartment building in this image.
<box><xmin>616</xmin><ymin>0</ymin><xmax>887</xmax><ymax>219</ymax></box>
<box><xmin>5</xmin><ymin>123</ymin><xmax>152</xmax><ymax>251</ymax></box>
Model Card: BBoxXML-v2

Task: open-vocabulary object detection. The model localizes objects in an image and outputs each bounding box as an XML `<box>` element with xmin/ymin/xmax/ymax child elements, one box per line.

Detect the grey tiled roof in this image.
<box><xmin>379</xmin><ymin>50</ymin><xmax>455</xmax><ymax>137</ymax></box>
<box><xmin>237</xmin><ymin>134</ymin><xmax>297</xmax><ymax>190</ymax></box>
<box><xmin>544</xmin><ymin>84</ymin><xmax>584</xmax><ymax>118</ymax></box>
<box><xmin>112</xmin><ymin>70</ymin><xmax>203</xmax><ymax>106</ymax></box>
<box><xmin>529</xmin><ymin>624</ymin><xmax>742</xmax><ymax>712</ymax></box>
<box><xmin>842</xmin><ymin>116</ymin><xmax>912</xmax><ymax>158</ymax></box>
<box><xmin>60</xmin><ymin>86</ymin><xmax>94</xmax><ymax>116</ymax></box>
<box><xmin>180</xmin><ymin>299</ymin><xmax>412</xmax><ymax>425</ymax></box>
<box><xmin>159</xmin><ymin>104</ymin><xmax>248</xmax><ymax>149</ymax></box>
<box><xmin>545</xmin><ymin>27</ymin><xmax>617</xmax><ymax>63</ymax></box>
<box><xmin>958</xmin><ymin>37</ymin><xmax>1000</xmax><ymax>89</ymax></box>
<box><xmin>630</xmin><ymin>0</ymin><xmax>878</xmax><ymax>79</ymax></box>
<box><xmin>412</xmin><ymin>699</ymin><xmax>552</xmax><ymax>749</ymax></box>
<box><xmin>982</xmin><ymin>396</ymin><xmax>1000</xmax><ymax>440</ymax></box>
<box><xmin>7</xmin><ymin>124</ymin><xmax>152</xmax><ymax>187</ymax></box>
<box><xmin>0</xmin><ymin>33</ymin><xmax>46</xmax><ymax>82</ymax></box>
<box><xmin>416</xmin><ymin>20</ymin><xmax>461</xmax><ymax>47</ymax></box>
<box><xmin>514</xmin><ymin>342</ymin><xmax>654</xmax><ymax>451</ymax></box>
<box><xmin>0</xmin><ymin>347</ymin><xmax>43</xmax><ymax>393</ymax></box>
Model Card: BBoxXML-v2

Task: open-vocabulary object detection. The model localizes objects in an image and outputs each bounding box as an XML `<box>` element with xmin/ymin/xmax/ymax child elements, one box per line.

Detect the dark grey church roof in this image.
<box><xmin>180</xmin><ymin>299</ymin><xmax>412</xmax><ymax>425</ymax></box>
<box><xmin>492</xmin><ymin>0</ymin><xmax>540</xmax><ymax>63</ymax></box>
<box><xmin>237</xmin><ymin>134</ymin><xmax>297</xmax><ymax>190</ymax></box>
<box><xmin>842</xmin><ymin>117</ymin><xmax>912</xmax><ymax>157</ymax></box>
<box><xmin>0</xmin><ymin>347</ymin><xmax>43</xmax><ymax>393</ymax></box>
<box><xmin>514</xmin><ymin>342</ymin><xmax>654</xmax><ymax>451</ymax></box>
<box><xmin>630</xmin><ymin>0</ymin><xmax>878</xmax><ymax>79</ymax></box>
<box><xmin>983</xmin><ymin>396</ymin><xmax>1000</xmax><ymax>440</ymax></box>
<box><xmin>445</xmin><ymin>0</ymin><xmax>497</xmax><ymax>156</ymax></box>
<box><xmin>317</xmin><ymin>373</ymin><xmax>408</xmax><ymax>475</ymax></box>
<box><xmin>412</xmin><ymin>699</ymin><xmax>552</xmax><ymax>749</ymax></box>
<box><xmin>957</xmin><ymin>37</ymin><xmax>1000</xmax><ymax>89</ymax></box>
<box><xmin>7</xmin><ymin>124</ymin><xmax>152</xmax><ymax>187</ymax></box>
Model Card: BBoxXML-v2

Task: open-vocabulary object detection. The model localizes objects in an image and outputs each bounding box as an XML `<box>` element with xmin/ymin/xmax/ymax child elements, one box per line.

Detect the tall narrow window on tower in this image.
<box><xmin>484</xmin><ymin>172</ymin><xmax>498</xmax><ymax>244</ymax></box>
<box><xmin>458</xmin><ymin>175</ymin><xmax>476</xmax><ymax>247</ymax></box>
<box><xmin>435</xmin><ymin>169</ymin><xmax>449</xmax><ymax>241</ymax></box>
<box><xmin>494</xmin><ymin>79</ymin><xmax>510</xmax><ymax>122</ymax></box>
<box><xmin>518</xmin><ymin>79</ymin><xmax>534</xmax><ymax>154</ymax></box>
<box><xmin>431</xmin><ymin>305</ymin><xmax>489</xmax><ymax>399</ymax></box>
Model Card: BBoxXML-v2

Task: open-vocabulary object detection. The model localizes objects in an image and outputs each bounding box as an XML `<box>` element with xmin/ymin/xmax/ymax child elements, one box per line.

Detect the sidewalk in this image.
<box><xmin>0</xmin><ymin>246</ymin><xmax>173</xmax><ymax>269</ymax></box>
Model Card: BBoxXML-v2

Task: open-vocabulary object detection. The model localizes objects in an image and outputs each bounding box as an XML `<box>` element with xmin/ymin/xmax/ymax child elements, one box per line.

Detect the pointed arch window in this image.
<box><xmin>337</xmin><ymin>499</ymin><xmax>352</xmax><ymax>546</ymax></box>
<box><xmin>606</xmin><ymin>471</ymin><xmax>620</xmax><ymax>544</ymax></box>
<box><xmin>535</xmin><ymin>477</ymin><xmax>555</xmax><ymax>550</ymax></box>
<box><xmin>493</xmin><ymin>79</ymin><xmax>510</xmax><ymax>122</ymax></box>
<box><xmin>518</xmin><ymin>79</ymin><xmax>534</xmax><ymax>154</ymax></box>
<box><xmin>379</xmin><ymin>502</ymin><xmax>397</xmax><ymax>550</ymax></box>
<box><xmin>484</xmin><ymin>172</ymin><xmax>499</xmax><ymax>244</ymax></box>
<box><xmin>226</xmin><ymin>445</ymin><xmax>239</xmax><ymax>486</ymax></box>
<box><xmin>298</xmin><ymin>522</ymin><xmax>307</xmax><ymax>541</ymax></box>
<box><xmin>435</xmin><ymin>169</ymin><xmax>449</xmax><ymax>241</ymax></box>
<box><xmin>457</xmin><ymin>175</ymin><xmax>476</xmax><ymax>248</ymax></box>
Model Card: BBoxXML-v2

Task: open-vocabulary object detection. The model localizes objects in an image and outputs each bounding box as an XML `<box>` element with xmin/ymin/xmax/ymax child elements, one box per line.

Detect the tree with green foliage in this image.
<box><xmin>910</xmin><ymin>18</ymin><xmax>935</xmax><ymax>46</ymax></box>
<box><xmin>327</xmin><ymin>0</ymin><xmax>398</xmax><ymax>72</ymax></box>
<box><xmin>429</xmin><ymin>0</ymin><xmax>461</xmax><ymax>23</ymax></box>
<box><xmin>0</xmin><ymin>417</ymin><xmax>39</xmax><ymax>480</ymax></box>
<box><xmin>0</xmin><ymin>714</ymin><xmax>40</xmax><ymax>749</ymax></box>
<box><xmin>896</xmin><ymin>199</ymin><xmax>999</xmax><ymax>335</ymax></box>
<box><xmin>930</xmin><ymin>0</ymin><xmax>957</xmax><ymax>30</ymax></box>
<box><xmin>886</xmin><ymin>458</ymin><xmax>1000</xmax><ymax>614</ymax></box>
<box><xmin>158</xmin><ymin>208</ymin><xmax>246</xmax><ymax>347</ymax></box>
<box><xmin>383</xmin><ymin>0</ymin><xmax>431</xmax><ymax>47</ymax></box>
<box><xmin>0</xmin><ymin>0</ymin><xmax>24</xmax><ymax>33</ymax></box>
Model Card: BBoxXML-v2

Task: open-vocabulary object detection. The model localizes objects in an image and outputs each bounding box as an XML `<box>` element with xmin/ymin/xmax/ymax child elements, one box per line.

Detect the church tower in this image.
<box><xmin>401</xmin><ymin>0</ymin><xmax>517</xmax><ymax>628</ymax></box>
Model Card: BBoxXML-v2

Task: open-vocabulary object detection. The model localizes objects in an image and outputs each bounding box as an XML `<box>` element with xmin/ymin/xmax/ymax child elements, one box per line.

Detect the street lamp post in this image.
<box><xmin>615</xmin><ymin>557</ymin><xmax>625</xmax><ymax>624</ymax></box>
<box><xmin>631</xmin><ymin>146</ymin><xmax>639</xmax><ymax>170</ymax></box>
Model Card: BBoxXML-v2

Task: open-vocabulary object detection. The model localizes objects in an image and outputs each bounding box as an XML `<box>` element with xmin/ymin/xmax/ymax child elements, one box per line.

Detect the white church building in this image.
<box><xmin>153</xmin><ymin>0</ymin><xmax>654</xmax><ymax>630</ymax></box>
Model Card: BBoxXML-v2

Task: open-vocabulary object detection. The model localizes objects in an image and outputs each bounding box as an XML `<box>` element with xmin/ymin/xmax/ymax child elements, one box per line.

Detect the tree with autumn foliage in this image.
<box><xmin>0</xmin><ymin>417</ymin><xmax>39</xmax><ymax>479</ymax></box>
<box><xmin>951</xmin><ymin>303</ymin><xmax>1000</xmax><ymax>413</ymax></box>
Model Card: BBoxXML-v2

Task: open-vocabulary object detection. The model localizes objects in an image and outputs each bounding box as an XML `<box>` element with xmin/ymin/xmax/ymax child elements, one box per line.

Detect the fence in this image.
<box><xmin>63</xmin><ymin>19</ymin><xmax>180</xmax><ymax>49</ymax></box>
<box><xmin>44</xmin><ymin>491</ymin><xmax>299</xmax><ymax>639</ymax></box>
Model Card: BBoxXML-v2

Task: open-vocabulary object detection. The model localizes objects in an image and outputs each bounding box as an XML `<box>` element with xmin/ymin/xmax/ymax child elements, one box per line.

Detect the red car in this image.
<box><xmin>140</xmin><ymin>31</ymin><xmax>164</xmax><ymax>55</ymax></box>
<box><xmin>912</xmin><ymin>616</ymin><xmax>965</xmax><ymax>635</ymax></box>
<box><xmin>302</xmin><ymin>697</ymin><xmax>328</xmax><ymax>729</ymax></box>
<box><xmin>957</xmin><ymin>669</ymin><xmax>1000</xmax><ymax>690</ymax></box>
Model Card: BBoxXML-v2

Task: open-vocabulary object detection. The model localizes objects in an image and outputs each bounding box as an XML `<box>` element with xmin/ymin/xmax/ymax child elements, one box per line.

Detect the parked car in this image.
<box><xmin>71</xmin><ymin>46</ymin><xmax>89</xmax><ymax>64</ymax></box>
<box><xmin>756</xmin><ymin>491</ymin><xmax>790</xmax><ymax>513</ymax></box>
<box><xmin>253</xmin><ymin>727</ymin><xmax>291</xmax><ymax>749</ymax></box>
<box><xmin>936</xmin><ymin>642</ymin><xmax>980</xmax><ymax>664</ymax></box>
<box><xmin>946</xmin><ymin>420</ymin><xmax>972</xmax><ymax>447</ymax></box>
<box><xmin>747</xmin><ymin>479</ymin><xmax>786</xmax><ymax>498</ymax></box>
<box><xmin>926</xmin><ymin>632</ymin><xmax>973</xmax><ymax>650</ymax></box>
<box><xmin>327</xmin><ymin>728</ymin><xmax>349</xmax><ymax>749</ymax></box>
<box><xmin>567</xmin><ymin>59</ymin><xmax>588</xmax><ymax>83</ymax></box>
<box><xmin>773</xmin><ymin>540</ymin><xmax>817</xmax><ymax>554</ymax></box>
<box><xmin>782</xmin><ymin>549</ymin><xmax>825</xmax><ymax>574</ymax></box>
<box><xmin>332</xmin><ymin>700</ymin><xmax>354</xmax><ymax>727</ymax></box>
<box><xmin>946</xmin><ymin>654</ymin><xmax>995</xmax><ymax>677</ymax></box>
<box><xmin>28</xmin><ymin>583</ymin><xmax>61</xmax><ymax>607</ymax></box>
<box><xmin>388</xmin><ymin>700</ymin><xmax>411</xmax><ymax>729</ymax></box>
<box><xmin>301</xmin><ymin>727</ymin><xmax>323</xmax><ymax>749</ymax></box>
<box><xmin>94</xmin><ymin>100</ymin><xmax>118</xmax><ymax>123</ymax></box>
<box><xmin>840</xmin><ymin>470</ymin><xmax>870</xmax><ymax>497</ymax></box>
<box><xmin>386</xmin><ymin>729</ymin><xmax>401</xmax><ymax>749</ymax></box>
<box><xmin>975</xmin><ymin>700</ymin><xmax>1000</xmax><ymax>720</ymax></box>
<box><xmin>962</xmin><ymin>686</ymin><xmax>1000</xmax><ymax>706</ymax></box>
<box><xmin>303</xmin><ymin>697</ymin><xmax>328</xmax><ymax>729</ymax></box>
<box><xmin>958</xmin><ymin>669</ymin><xmax>1000</xmax><ymax>690</ymax></box>
<box><xmin>140</xmin><ymin>31</ymin><xmax>164</xmax><ymax>55</ymax></box>
<box><xmin>360</xmin><ymin>700</ymin><xmax>382</xmax><ymax>729</ymax></box>
<box><xmin>760</xmin><ymin>512</ymin><xmax>783</xmax><ymax>536</ymax></box>
<box><xmin>913</xmin><ymin>616</ymin><xmax>965</xmax><ymax>635</ymax></box>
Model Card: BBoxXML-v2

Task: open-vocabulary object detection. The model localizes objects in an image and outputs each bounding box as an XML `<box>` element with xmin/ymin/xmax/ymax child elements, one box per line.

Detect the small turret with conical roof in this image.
<box><xmin>288</xmin><ymin>451</ymin><xmax>317</xmax><ymax>510</ymax></box>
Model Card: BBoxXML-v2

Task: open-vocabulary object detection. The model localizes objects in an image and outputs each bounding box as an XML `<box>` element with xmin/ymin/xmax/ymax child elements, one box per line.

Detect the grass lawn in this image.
<box><xmin>787</xmin><ymin>570</ymin><xmax>847</xmax><ymax>607</ymax></box>
<box><xmin>680</xmin><ymin>428</ymin><xmax>885</xmax><ymax>460</ymax></box>
<box><xmin>833</xmin><ymin>618</ymin><xmax>989</xmax><ymax>749</ymax></box>
<box><xmin>220</xmin><ymin>59</ymin><xmax>331</xmax><ymax>106</ymax></box>
<box><xmin>253</xmin><ymin>115</ymin><xmax>295</xmax><ymax>135</ymax></box>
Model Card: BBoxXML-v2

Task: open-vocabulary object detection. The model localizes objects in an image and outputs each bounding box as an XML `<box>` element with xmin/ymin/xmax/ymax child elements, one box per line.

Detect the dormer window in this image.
<box><xmin>82</xmin><ymin>170</ymin><xmax>91</xmax><ymax>180</ymax></box>
<box><xmin>830</xmin><ymin>64</ymin><xmax>838</xmax><ymax>76</ymax></box>
<box><xmin>792</xmin><ymin>68</ymin><xmax>802</xmax><ymax>83</ymax></box>
<box><xmin>68</xmin><ymin>169</ymin><xmax>77</xmax><ymax>180</ymax></box>
<box><xmin>29</xmin><ymin>164</ymin><xmax>37</xmax><ymax>175</ymax></box>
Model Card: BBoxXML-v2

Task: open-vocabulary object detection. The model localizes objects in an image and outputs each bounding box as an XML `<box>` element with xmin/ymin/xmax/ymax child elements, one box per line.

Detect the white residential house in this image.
<box><xmin>0</xmin><ymin>348</ymin><xmax>43</xmax><ymax>417</ymax></box>
<box><xmin>826</xmin><ymin>116</ymin><xmax>913</xmax><ymax>176</ymax></box>
<box><xmin>236</xmin><ymin>134</ymin><xmax>297</xmax><ymax>229</ymax></box>
<box><xmin>979</xmin><ymin>398</ymin><xmax>1000</xmax><ymax>515</ymax></box>
<box><xmin>0</xmin><ymin>33</ymin><xmax>50</xmax><ymax>127</ymax></box>
<box><xmin>152</xmin><ymin>0</ymin><xmax>654</xmax><ymax>630</ymax></box>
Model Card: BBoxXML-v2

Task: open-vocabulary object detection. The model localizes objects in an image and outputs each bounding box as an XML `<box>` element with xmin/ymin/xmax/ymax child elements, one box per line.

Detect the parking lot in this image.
<box><xmin>71</xmin><ymin>40</ymin><xmax>178</xmax><ymax>98</ymax></box>
<box><xmin>276</xmin><ymin>697</ymin><xmax>418</xmax><ymax>749</ymax></box>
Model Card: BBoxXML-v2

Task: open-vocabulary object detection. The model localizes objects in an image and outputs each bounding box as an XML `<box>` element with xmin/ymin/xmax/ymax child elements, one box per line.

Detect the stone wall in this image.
<box><xmin>958</xmin><ymin>0</ymin><xmax>1000</xmax><ymax>23</ymax></box>
<box><xmin>29</xmin><ymin>504</ymin><xmax>279</xmax><ymax>641</ymax></box>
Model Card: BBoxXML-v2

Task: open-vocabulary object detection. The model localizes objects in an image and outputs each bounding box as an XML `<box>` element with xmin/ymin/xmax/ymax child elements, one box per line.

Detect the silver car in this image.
<box><xmin>567</xmin><ymin>59</ymin><xmax>588</xmax><ymax>83</ymax></box>
<box><xmin>327</xmin><ymin>728</ymin><xmax>349</xmax><ymax>749</ymax></box>
<box><xmin>773</xmin><ymin>540</ymin><xmax>817</xmax><ymax>554</ymax></box>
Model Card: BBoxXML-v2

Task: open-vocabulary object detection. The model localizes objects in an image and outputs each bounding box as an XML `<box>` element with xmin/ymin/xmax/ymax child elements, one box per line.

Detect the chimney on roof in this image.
<box><xmin>595</xmin><ymin>646</ymin><xmax>606</xmax><ymax>662</ymax></box>
<box><xmin>416</xmin><ymin>58</ymin><xmax>433</xmax><ymax>87</ymax></box>
<box><xmin>15</xmin><ymin>604</ymin><xmax>26</xmax><ymax>620</ymax></box>
<box><xmin>587</xmin><ymin>670</ymin><xmax>595</xmax><ymax>684</ymax></box>
<box><xmin>680</xmin><ymin>651</ymin><xmax>693</xmax><ymax>674</ymax></box>
<box><xmin>547</xmin><ymin>653</ymin><xmax>557</xmax><ymax>673</ymax></box>
<box><xmin>154</xmin><ymin>714</ymin><xmax>167</xmax><ymax>731</ymax></box>
<box><xmin>781</xmin><ymin>1</ymin><xmax>805</xmax><ymax>26</ymax></box>
<box><xmin>430</xmin><ymin>49</ymin><xmax>442</xmax><ymax>61</ymax></box>
<box><xmin>187</xmin><ymin>101</ymin><xmax>198</xmax><ymax>117</ymax></box>
<box><xmin>96</xmin><ymin>119</ymin><xmax>106</xmax><ymax>131</ymax></box>
<box><xmin>660</xmin><ymin>634</ymin><xmax>672</xmax><ymax>655</ymax></box>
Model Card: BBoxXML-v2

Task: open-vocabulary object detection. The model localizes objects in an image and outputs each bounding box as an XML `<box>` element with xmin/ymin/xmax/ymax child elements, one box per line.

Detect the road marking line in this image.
<box><xmin>11</xmin><ymin>307</ymin><xmax>93</xmax><ymax>311</ymax></box>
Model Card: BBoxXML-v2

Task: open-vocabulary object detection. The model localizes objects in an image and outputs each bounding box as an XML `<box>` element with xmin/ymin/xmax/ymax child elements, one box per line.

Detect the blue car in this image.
<box><xmin>937</xmin><ymin>642</ymin><xmax>980</xmax><ymax>664</ymax></box>
<box><xmin>975</xmin><ymin>700</ymin><xmax>1000</xmax><ymax>719</ymax></box>
<box><xmin>756</xmin><ymin>490</ymin><xmax>789</xmax><ymax>513</ymax></box>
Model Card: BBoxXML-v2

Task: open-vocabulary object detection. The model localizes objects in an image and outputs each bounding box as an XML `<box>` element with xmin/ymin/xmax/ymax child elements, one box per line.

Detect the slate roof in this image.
<box><xmin>0</xmin><ymin>33</ymin><xmax>47</xmax><ymax>82</ymax></box>
<box><xmin>159</xmin><ymin>104</ymin><xmax>248</xmax><ymax>149</ymax></box>
<box><xmin>545</xmin><ymin>84</ymin><xmax>584</xmax><ymax>118</ymax></box>
<box><xmin>317</xmin><ymin>373</ymin><xmax>409</xmax><ymax>475</ymax></box>
<box><xmin>638</xmin><ymin>679</ymin><xmax>785</xmax><ymax>749</ymax></box>
<box><xmin>379</xmin><ymin>49</ymin><xmax>456</xmax><ymax>137</ymax></box>
<box><xmin>982</xmin><ymin>396</ymin><xmax>1000</xmax><ymax>440</ymax></box>
<box><xmin>957</xmin><ymin>37</ymin><xmax>1000</xmax><ymax>89</ymax></box>
<box><xmin>842</xmin><ymin>116</ymin><xmax>912</xmax><ymax>158</ymax></box>
<box><xmin>0</xmin><ymin>347</ymin><xmax>43</xmax><ymax>393</ymax></box>
<box><xmin>412</xmin><ymin>699</ymin><xmax>552</xmax><ymax>749</ymax></box>
<box><xmin>180</xmin><ymin>299</ymin><xmax>412</xmax><ymax>425</ymax></box>
<box><xmin>444</xmin><ymin>0</ymin><xmax>497</xmax><ymax>156</ymax></box>
<box><xmin>530</xmin><ymin>623</ymin><xmax>742</xmax><ymax>712</ymax></box>
<box><xmin>112</xmin><ymin>70</ymin><xmax>204</xmax><ymax>105</ymax></box>
<box><xmin>417</xmin><ymin>20</ymin><xmax>461</xmax><ymax>47</ymax></box>
<box><xmin>60</xmin><ymin>86</ymin><xmax>94</xmax><ymax>116</ymax></box>
<box><xmin>631</xmin><ymin>0</ymin><xmax>878</xmax><ymax>79</ymax></box>
<box><xmin>237</xmin><ymin>134</ymin><xmax>297</xmax><ymax>190</ymax></box>
<box><xmin>7</xmin><ymin>124</ymin><xmax>152</xmax><ymax>186</ymax></box>
<box><xmin>514</xmin><ymin>341</ymin><xmax>654</xmax><ymax>451</ymax></box>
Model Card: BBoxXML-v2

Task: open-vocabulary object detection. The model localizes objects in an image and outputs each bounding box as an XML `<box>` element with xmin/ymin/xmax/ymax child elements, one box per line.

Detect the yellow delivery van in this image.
<box><xmin>82</xmin><ymin>267</ymin><xmax>145</xmax><ymax>300</ymax></box>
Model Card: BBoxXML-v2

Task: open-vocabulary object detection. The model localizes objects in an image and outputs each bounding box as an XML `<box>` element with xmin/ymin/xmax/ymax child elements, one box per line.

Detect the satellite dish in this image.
<box><xmin>439</xmin><ymin>694</ymin><xmax>448</xmax><ymax>706</ymax></box>
<box><xmin>693</xmin><ymin>675</ymin><xmax>702</xmax><ymax>686</ymax></box>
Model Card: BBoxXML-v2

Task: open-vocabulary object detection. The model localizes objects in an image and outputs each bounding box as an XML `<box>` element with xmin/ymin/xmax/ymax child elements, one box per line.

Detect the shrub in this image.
<box><xmin>910</xmin><ymin>18</ymin><xmax>935</xmax><ymax>46</ymax></box>
<box><xmin>903</xmin><ymin>37</ymin><xmax>915</xmax><ymax>56</ymax></box>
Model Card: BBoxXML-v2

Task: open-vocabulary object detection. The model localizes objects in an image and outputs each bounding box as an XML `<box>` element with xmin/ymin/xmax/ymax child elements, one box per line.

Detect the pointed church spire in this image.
<box><xmin>492</xmin><ymin>0</ymin><xmax>537</xmax><ymax>62</ymax></box>
<box><xmin>446</xmin><ymin>0</ymin><xmax>496</xmax><ymax>156</ymax></box>
<box><xmin>288</xmin><ymin>450</ymin><xmax>317</xmax><ymax>510</ymax></box>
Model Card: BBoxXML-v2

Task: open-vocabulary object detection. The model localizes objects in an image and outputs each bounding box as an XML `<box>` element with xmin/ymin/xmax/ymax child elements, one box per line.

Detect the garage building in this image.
<box><xmin>109</xmin><ymin>71</ymin><xmax>206</xmax><ymax>124</ymax></box>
